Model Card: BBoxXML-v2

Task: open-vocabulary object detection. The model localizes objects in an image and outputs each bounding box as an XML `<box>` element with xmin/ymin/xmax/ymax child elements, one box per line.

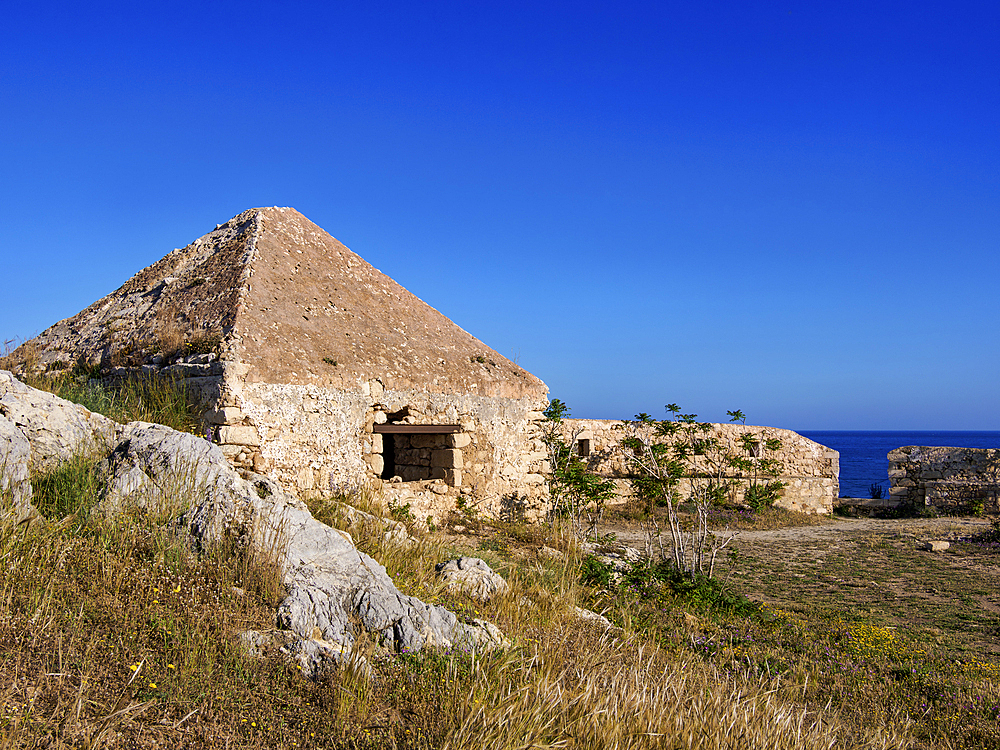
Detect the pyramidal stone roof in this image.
<box><xmin>21</xmin><ymin>207</ymin><xmax>547</xmax><ymax>401</ymax></box>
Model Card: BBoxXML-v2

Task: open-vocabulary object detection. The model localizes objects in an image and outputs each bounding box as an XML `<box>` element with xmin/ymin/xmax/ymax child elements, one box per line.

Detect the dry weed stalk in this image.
<box><xmin>442</xmin><ymin>627</ymin><xmax>908</xmax><ymax>750</ymax></box>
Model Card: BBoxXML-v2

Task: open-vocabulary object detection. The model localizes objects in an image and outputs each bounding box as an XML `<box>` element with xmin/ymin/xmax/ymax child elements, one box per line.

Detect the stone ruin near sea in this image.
<box><xmin>13</xmin><ymin>207</ymin><xmax>551</xmax><ymax>523</ymax></box>
<box><xmin>11</xmin><ymin>206</ymin><xmax>841</xmax><ymax>518</ymax></box>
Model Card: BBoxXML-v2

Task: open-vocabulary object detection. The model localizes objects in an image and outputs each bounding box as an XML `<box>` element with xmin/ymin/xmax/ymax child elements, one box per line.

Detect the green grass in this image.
<box><xmin>13</xmin><ymin>371</ymin><xmax>202</xmax><ymax>433</ymax></box>
<box><xmin>665</xmin><ymin>520</ymin><xmax>1000</xmax><ymax>749</ymax></box>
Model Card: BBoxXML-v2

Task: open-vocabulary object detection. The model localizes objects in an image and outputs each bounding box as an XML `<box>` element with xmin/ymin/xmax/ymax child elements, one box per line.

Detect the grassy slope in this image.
<box><xmin>1</xmin><ymin>376</ymin><xmax>996</xmax><ymax>748</ymax></box>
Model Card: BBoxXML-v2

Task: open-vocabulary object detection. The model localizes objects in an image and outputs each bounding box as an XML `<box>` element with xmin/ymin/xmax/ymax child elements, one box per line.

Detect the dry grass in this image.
<box><xmin>1</xmin><ymin>463</ymin><xmax>918</xmax><ymax>749</ymax></box>
<box><xmin>307</xmin><ymin>497</ymin><xmax>906</xmax><ymax>749</ymax></box>
<box><xmin>0</xmin><ymin>456</ymin><xmax>288</xmax><ymax>749</ymax></box>
<box><xmin>0</xmin><ymin>376</ymin><xmax>974</xmax><ymax>749</ymax></box>
<box><xmin>444</xmin><ymin>638</ymin><xmax>885</xmax><ymax>750</ymax></box>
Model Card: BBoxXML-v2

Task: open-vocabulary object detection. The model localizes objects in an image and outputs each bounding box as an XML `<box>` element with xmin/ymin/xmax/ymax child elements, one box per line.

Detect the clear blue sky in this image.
<box><xmin>2</xmin><ymin>1</ymin><xmax>997</xmax><ymax>430</ymax></box>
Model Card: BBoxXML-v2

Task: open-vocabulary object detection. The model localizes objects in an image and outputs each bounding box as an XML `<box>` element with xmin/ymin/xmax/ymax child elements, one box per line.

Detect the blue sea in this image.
<box><xmin>797</xmin><ymin>431</ymin><xmax>1000</xmax><ymax>499</ymax></box>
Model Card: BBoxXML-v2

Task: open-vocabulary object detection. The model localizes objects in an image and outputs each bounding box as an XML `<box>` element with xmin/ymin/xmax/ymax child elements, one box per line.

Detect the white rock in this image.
<box><xmin>0</xmin><ymin>411</ymin><xmax>35</xmax><ymax>523</ymax></box>
<box><xmin>921</xmin><ymin>540</ymin><xmax>950</xmax><ymax>552</ymax></box>
<box><xmin>101</xmin><ymin>421</ymin><xmax>503</xmax><ymax>655</ymax></box>
<box><xmin>0</xmin><ymin>370</ymin><xmax>116</xmax><ymax>473</ymax></box>
<box><xmin>573</xmin><ymin>606</ymin><xmax>614</xmax><ymax>629</ymax></box>
<box><xmin>436</xmin><ymin>557</ymin><xmax>509</xmax><ymax>602</ymax></box>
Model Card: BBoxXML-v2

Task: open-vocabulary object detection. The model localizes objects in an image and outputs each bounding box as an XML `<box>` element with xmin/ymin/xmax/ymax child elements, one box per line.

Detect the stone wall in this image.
<box><xmin>888</xmin><ymin>446</ymin><xmax>1000</xmax><ymax>513</ymax></box>
<box><xmin>559</xmin><ymin>419</ymin><xmax>839</xmax><ymax>514</ymax></box>
<box><xmin>207</xmin><ymin>374</ymin><xmax>549</xmax><ymax>527</ymax></box>
<box><xmin>57</xmin><ymin>361</ymin><xmax>549</xmax><ymax>528</ymax></box>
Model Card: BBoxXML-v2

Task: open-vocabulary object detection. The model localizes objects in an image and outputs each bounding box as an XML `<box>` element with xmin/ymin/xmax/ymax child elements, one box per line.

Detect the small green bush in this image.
<box><xmin>580</xmin><ymin>554</ymin><xmax>613</xmax><ymax>588</ymax></box>
<box><xmin>622</xmin><ymin>561</ymin><xmax>759</xmax><ymax>617</ymax></box>
<box><xmin>745</xmin><ymin>480</ymin><xmax>784</xmax><ymax>511</ymax></box>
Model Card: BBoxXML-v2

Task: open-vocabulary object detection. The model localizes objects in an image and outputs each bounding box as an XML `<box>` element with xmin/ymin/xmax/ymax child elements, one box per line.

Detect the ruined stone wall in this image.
<box><xmin>202</xmin><ymin>373</ymin><xmax>549</xmax><ymax>526</ymax></box>
<box><xmin>888</xmin><ymin>446</ymin><xmax>1000</xmax><ymax>513</ymax></box>
<box><xmin>68</xmin><ymin>359</ymin><xmax>548</xmax><ymax>527</ymax></box>
<box><xmin>559</xmin><ymin>419</ymin><xmax>839</xmax><ymax>514</ymax></box>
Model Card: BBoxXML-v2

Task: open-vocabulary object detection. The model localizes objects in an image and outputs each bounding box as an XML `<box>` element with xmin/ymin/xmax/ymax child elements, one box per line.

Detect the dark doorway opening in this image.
<box><xmin>380</xmin><ymin>434</ymin><xmax>396</xmax><ymax>479</ymax></box>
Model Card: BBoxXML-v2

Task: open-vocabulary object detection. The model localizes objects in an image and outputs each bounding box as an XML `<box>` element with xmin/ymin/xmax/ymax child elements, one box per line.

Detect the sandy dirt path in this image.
<box><xmin>602</xmin><ymin>516</ymin><xmax>994</xmax><ymax>561</ymax></box>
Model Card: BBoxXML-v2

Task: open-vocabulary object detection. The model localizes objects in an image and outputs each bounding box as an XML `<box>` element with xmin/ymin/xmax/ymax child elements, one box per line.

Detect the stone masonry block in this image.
<box><xmin>411</xmin><ymin>435</ymin><xmax>441</xmax><ymax>449</ymax></box>
<box><xmin>400</xmin><ymin>466</ymin><xmax>424</xmax><ymax>481</ymax></box>
<box><xmin>217</xmin><ymin>425</ymin><xmax>261</xmax><ymax>446</ymax></box>
<box><xmin>370</xmin><ymin>454</ymin><xmax>384</xmax><ymax>475</ymax></box>
<box><xmin>372</xmin><ymin>433</ymin><xmax>383</xmax><ymax>453</ymax></box>
<box><xmin>431</xmin><ymin>449</ymin><xmax>463</xmax><ymax>469</ymax></box>
<box><xmin>444</xmin><ymin>468</ymin><xmax>462</xmax><ymax>487</ymax></box>
<box><xmin>204</xmin><ymin>407</ymin><xmax>245</xmax><ymax>424</ymax></box>
<box><xmin>446</xmin><ymin>432</ymin><xmax>472</xmax><ymax>449</ymax></box>
<box><xmin>297</xmin><ymin>467</ymin><xmax>314</xmax><ymax>491</ymax></box>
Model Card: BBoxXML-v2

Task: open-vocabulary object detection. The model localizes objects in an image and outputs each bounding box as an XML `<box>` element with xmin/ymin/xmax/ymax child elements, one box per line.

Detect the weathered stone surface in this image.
<box><xmin>100</xmin><ymin>421</ymin><xmax>504</xmax><ymax>655</ymax></box>
<box><xmin>0</xmin><ymin>370</ymin><xmax>117</xmax><ymax>473</ymax></box>
<box><xmin>888</xmin><ymin>446</ymin><xmax>1000</xmax><ymax>514</ymax></box>
<box><xmin>558</xmin><ymin>419</ymin><xmax>839</xmax><ymax>515</ymax></box>
<box><xmin>217</xmin><ymin>425</ymin><xmax>260</xmax><ymax>446</ymax></box>
<box><xmin>447</xmin><ymin>433</ymin><xmax>472</xmax><ymax>449</ymax></box>
<box><xmin>331</xmin><ymin>500</ymin><xmax>416</xmax><ymax>548</ymax></box>
<box><xmin>431</xmin><ymin>449</ymin><xmax>463</xmax><ymax>469</ymax></box>
<box><xmin>0</xmin><ymin>412</ymin><xmax>35</xmax><ymax>522</ymax></box>
<box><xmin>205</xmin><ymin>407</ymin><xmax>245</xmax><ymax>425</ymax></box>
<box><xmin>453</xmin><ymin>618</ymin><xmax>511</xmax><ymax>651</ymax></box>
<box><xmin>573</xmin><ymin>606</ymin><xmax>614</xmax><ymax>629</ymax></box>
<box><xmin>241</xmin><ymin>629</ymin><xmax>372</xmax><ymax>679</ymax></box>
<box><xmin>436</xmin><ymin>557</ymin><xmax>509</xmax><ymax>602</ymax></box>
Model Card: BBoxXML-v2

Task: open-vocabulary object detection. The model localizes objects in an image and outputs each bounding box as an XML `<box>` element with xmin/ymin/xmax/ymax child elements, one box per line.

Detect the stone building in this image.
<box><xmin>13</xmin><ymin>207</ymin><xmax>550</xmax><ymax>523</ymax></box>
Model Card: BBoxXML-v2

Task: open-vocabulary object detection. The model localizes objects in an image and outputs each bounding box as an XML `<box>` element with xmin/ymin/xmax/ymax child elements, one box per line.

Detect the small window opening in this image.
<box><xmin>578</xmin><ymin>439</ymin><xmax>591</xmax><ymax>458</ymax></box>
<box><xmin>373</xmin><ymin>422</ymin><xmax>463</xmax><ymax>484</ymax></box>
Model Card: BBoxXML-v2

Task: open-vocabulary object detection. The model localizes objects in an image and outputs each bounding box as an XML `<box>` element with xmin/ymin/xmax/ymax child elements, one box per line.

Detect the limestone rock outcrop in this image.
<box><xmin>435</xmin><ymin>557</ymin><xmax>509</xmax><ymax>602</ymax></box>
<box><xmin>0</xmin><ymin>411</ymin><xmax>34</xmax><ymax>523</ymax></box>
<box><xmin>1</xmin><ymin>373</ymin><xmax>507</xmax><ymax>666</ymax></box>
<box><xmin>100</xmin><ymin>421</ymin><xmax>503</xmax><ymax>654</ymax></box>
<box><xmin>0</xmin><ymin>370</ymin><xmax>116</xmax><ymax>473</ymax></box>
